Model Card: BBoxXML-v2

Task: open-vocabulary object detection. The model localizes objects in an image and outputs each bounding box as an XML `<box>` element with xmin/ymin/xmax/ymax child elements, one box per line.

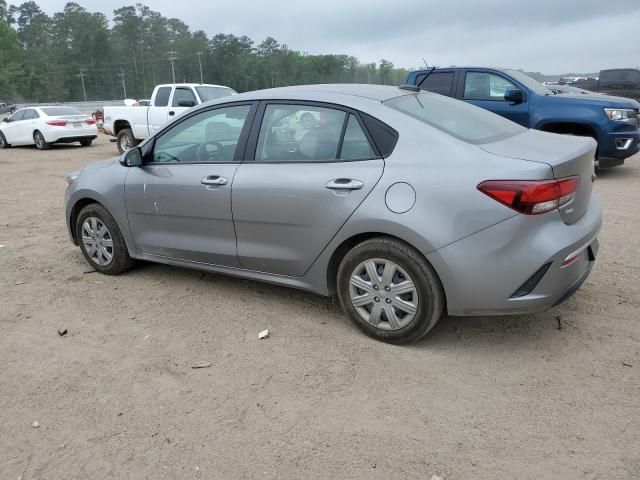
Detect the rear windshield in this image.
<box><xmin>41</xmin><ymin>107</ymin><xmax>84</xmax><ymax>116</ymax></box>
<box><xmin>384</xmin><ymin>92</ymin><xmax>526</xmax><ymax>144</ymax></box>
<box><xmin>195</xmin><ymin>86</ymin><xmax>236</xmax><ymax>102</ymax></box>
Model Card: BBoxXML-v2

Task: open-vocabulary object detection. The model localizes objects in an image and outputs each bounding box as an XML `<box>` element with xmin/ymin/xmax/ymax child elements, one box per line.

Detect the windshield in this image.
<box><xmin>504</xmin><ymin>70</ymin><xmax>550</xmax><ymax>95</ymax></box>
<box><xmin>384</xmin><ymin>92</ymin><xmax>526</xmax><ymax>144</ymax></box>
<box><xmin>41</xmin><ymin>107</ymin><xmax>85</xmax><ymax>116</ymax></box>
<box><xmin>195</xmin><ymin>86</ymin><xmax>236</xmax><ymax>102</ymax></box>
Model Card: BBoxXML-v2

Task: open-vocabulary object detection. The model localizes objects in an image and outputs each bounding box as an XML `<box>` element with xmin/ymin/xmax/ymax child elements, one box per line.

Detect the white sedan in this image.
<box><xmin>0</xmin><ymin>106</ymin><xmax>98</xmax><ymax>150</ymax></box>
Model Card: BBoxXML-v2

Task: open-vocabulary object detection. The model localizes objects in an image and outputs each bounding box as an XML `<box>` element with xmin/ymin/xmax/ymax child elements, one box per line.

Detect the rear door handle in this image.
<box><xmin>201</xmin><ymin>175</ymin><xmax>228</xmax><ymax>186</ymax></box>
<box><xmin>168</xmin><ymin>111</ymin><xmax>175</xmax><ymax>116</ymax></box>
<box><xmin>325</xmin><ymin>178</ymin><xmax>364</xmax><ymax>190</ymax></box>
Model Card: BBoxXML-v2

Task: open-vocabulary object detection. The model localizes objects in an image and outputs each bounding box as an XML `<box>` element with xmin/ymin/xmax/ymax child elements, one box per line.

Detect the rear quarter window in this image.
<box><xmin>384</xmin><ymin>92</ymin><xmax>526</xmax><ymax>144</ymax></box>
<box><xmin>417</xmin><ymin>72</ymin><xmax>455</xmax><ymax>96</ymax></box>
<box><xmin>360</xmin><ymin>112</ymin><xmax>398</xmax><ymax>157</ymax></box>
<box><xmin>154</xmin><ymin>87</ymin><xmax>172</xmax><ymax>107</ymax></box>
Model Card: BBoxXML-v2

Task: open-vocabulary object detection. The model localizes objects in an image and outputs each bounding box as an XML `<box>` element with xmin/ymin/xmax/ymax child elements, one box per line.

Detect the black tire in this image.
<box><xmin>116</xmin><ymin>128</ymin><xmax>137</xmax><ymax>154</ymax></box>
<box><xmin>0</xmin><ymin>131</ymin><xmax>9</xmax><ymax>149</ymax></box>
<box><xmin>76</xmin><ymin>203</ymin><xmax>135</xmax><ymax>275</ymax></box>
<box><xmin>80</xmin><ymin>138</ymin><xmax>93</xmax><ymax>147</ymax></box>
<box><xmin>33</xmin><ymin>130</ymin><xmax>51</xmax><ymax>150</ymax></box>
<box><xmin>337</xmin><ymin>237</ymin><xmax>445</xmax><ymax>343</ymax></box>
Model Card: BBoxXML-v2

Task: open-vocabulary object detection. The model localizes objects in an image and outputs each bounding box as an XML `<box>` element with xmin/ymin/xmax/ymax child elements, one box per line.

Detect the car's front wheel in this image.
<box><xmin>76</xmin><ymin>203</ymin><xmax>135</xmax><ymax>275</ymax></box>
<box><xmin>337</xmin><ymin>237</ymin><xmax>445</xmax><ymax>343</ymax></box>
<box><xmin>33</xmin><ymin>131</ymin><xmax>51</xmax><ymax>150</ymax></box>
<box><xmin>0</xmin><ymin>131</ymin><xmax>10</xmax><ymax>149</ymax></box>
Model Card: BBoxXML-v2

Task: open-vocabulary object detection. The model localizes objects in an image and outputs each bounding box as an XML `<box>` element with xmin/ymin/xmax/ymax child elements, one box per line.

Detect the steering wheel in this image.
<box><xmin>197</xmin><ymin>141</ymin><xmax>226</xmax><ymax>162</ymax></box>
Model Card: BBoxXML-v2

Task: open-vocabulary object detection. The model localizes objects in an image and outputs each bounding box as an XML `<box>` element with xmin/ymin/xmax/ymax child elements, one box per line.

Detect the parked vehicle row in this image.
<box><xmin>102</xmin><ymin>83</ymin><xmax>236</xmax><ymax>153</ymax></box>
<box><xmin>405</xmin><ymin>67</ymin><xmax>640</xmax><ymax>168</ymax></box>
<box><xmin>0</xmin><ymin>106</ymin><xmax>98</xmax><ymax>150</ymax></box>
<box><xmin>64</xmin><ymin>84</ymin><xmax>601</xmax><ymax>343</ymax></box>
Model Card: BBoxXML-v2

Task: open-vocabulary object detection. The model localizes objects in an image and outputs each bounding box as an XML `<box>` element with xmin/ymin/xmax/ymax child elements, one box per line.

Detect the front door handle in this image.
<box><xmin>201</xmin><ymin>175</ymin><xmax>228</xmax><ymax>186</ymax></box>
<box><xmin>325</xmin><ymin>178</ymin><xmax>364</xmax><ymax>191</ymax></box>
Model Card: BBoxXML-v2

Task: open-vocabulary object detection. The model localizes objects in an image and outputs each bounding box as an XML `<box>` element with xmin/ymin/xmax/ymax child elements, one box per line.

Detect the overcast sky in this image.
<box><xmin>30</xmin><ymin>0</ymin><xmax>640</xmax><ymax>73</ymax></box>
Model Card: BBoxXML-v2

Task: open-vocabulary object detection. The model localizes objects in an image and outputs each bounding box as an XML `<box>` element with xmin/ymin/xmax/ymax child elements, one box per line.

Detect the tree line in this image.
<box><xmin>0</xmin><ymin>1</ymin><xmax>411</xmax><ymax>102</ymax></box>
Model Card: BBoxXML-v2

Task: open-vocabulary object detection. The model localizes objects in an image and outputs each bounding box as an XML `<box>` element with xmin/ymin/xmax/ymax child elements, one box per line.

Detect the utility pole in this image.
<box><xmin>168</xmin><ymin>51</ymin><xmax>178</xmax><ymax>83</ymax></box>
<box><xmin>118</xmin><ymin>68</ymin><xmax>127</xmax><ymax>99</ymax></box>
<box><xmin>77</xmin><ymin>68</ymin><xmax>88</xmax><ymax>102</ymax></box>
<box><xmin>195</xmin><ymin>51</ymin><xmax>204</xmax><ymax>84</ymax></box>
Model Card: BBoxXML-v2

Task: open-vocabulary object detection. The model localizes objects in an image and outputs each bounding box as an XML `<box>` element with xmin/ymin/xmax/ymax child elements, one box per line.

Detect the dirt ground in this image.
<box><xmin>0</xmin><ymin>134</ymin><xmax>639</xmax><ymax>480</ymax></box>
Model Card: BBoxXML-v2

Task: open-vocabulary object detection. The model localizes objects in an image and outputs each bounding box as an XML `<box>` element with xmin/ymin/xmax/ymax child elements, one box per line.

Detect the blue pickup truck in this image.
<box><xmin>405</xmin><ymin>67</ymin><xmax>640</xmax><ymax>168</ymax></box>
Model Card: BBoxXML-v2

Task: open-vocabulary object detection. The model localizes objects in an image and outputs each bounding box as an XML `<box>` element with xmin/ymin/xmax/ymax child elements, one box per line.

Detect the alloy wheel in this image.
<box><xmin>119</xmin><ymin>135</ymin><xmax>131</xmax><ymax>151</ymax></box>
<box><xmin>349</xmin><ymin>258</ymin><xmax>419</xmax><ymax>330</ymax></box>
<box><xmin>35</xmin><ymin>133</ymin><xmax>44</xmax><ymax>149</ymax></box>
<box><xmin>81</xmin><ymin>217</ymin><xmax>114</xmax><ymax>267</ymax></box>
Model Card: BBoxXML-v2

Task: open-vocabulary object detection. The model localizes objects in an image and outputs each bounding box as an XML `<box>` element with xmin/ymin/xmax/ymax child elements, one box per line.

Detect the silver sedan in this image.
<box><xmin>64</xmin><ymin>84</ymin><xmax>602</xmax><ymax>343</ymax></box>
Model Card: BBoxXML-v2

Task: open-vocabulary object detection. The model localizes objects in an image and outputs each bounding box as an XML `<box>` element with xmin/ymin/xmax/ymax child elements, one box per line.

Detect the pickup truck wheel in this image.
<box><xmin>116</xmin><ymin>128</ymin><xmax>137</xmax><ymax>154</ymax></box>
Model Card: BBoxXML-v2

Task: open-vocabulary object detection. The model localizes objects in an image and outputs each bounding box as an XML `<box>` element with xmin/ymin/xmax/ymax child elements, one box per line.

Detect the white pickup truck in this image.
<box><xmin>103</xmin><ymin>83</ymin><xmax>236</xmax><ymax>153</ymax></box>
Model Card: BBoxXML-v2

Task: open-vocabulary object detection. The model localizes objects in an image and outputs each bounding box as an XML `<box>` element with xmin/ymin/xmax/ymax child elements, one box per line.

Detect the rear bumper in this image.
<box><xmin>44</xmin><ymin>126</ymin><xmax>98</xmax><ymax>143</ymax></box>
<box><xmin>427</xmin><ymin>195</ymin><xmax>602</xmax><ymax>316</ymax></box>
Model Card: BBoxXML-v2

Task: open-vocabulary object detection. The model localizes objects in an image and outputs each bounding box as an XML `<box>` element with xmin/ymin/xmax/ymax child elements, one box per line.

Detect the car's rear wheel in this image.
<box><xmin>0</xmin><ymin>132</ymin><xmax>9</xmax><ymax>149</ymax></box>
<box><xmin>80</xmin><ymin>138</ymin><xmax>93</xmax><ymax>147</ymax></box>
<box><xmin>337</xmin><ymin>237</ymin><xmax>445</xmax><ymax>343</ymax></box>
<box><xmin>116</xmin><ymin>128</ymin><xmax>136</xmax><ymax>154</ymax></box>
<box><xmin>76</xmin><ymin>203</ymin><xmax>135</xmax><ymax>275</ymax></box>
<box><xmin>33</xmin><ymin>131</ymin><xmax>51</xmax><ymax>150</ymax></box>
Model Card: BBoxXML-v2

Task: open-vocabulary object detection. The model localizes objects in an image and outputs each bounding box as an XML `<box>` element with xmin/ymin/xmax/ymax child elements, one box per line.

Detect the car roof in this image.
<box><xmin>156</xmin><ymin>83</ymin><xmax>233</xmax><ymax>89</ymax></box>
<box><xmin>412</xmin><ymin>66</ymin><xmax>510</xmax><ymax>72</ymax></box>
<box><xmin>229</xmin><ymin>84</ymin><xmax>409</xmax><ymax>102</ymax></box>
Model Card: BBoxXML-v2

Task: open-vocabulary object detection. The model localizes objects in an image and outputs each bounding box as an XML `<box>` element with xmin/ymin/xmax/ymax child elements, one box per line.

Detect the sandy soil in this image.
<box><xmin>0</xmin><ymin>135</ymin><xmax>639</xmax><ymax>480</ymax></box>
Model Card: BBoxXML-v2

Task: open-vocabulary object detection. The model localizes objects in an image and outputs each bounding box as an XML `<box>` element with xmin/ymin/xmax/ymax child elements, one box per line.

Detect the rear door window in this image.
<box><xmin>255</xmin><ymin>105</ymin><xmax>345</xmax><ymax>162</ymax></box>
<box><xmin>254</xmin><ymin>104</ymin><xmax>378</xmax><ymax>162</ymax></box>
<box><xmin>23</xmin><ymin>109</ymin><xmax>39</xmax><ymax>120</ymax></box>
<box><xmin>417</xmin><ymin>72</ymin><xmax>455</xmax><ymax>96</ymax></box>
<box><xmin>339</xmin><ymin>115</ymin><xmax>375</xmax><ymax>160</ymax></box>
<box><xmin>154</xmin><ymin>87</ymin><xmax>172</xmax><ymax>107</ymax></box>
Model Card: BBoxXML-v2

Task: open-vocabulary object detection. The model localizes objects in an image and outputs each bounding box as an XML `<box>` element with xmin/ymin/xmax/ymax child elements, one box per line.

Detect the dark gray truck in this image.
<box><xmin>573</xmin><ymin>69</ymin><xmax>640</xmax><ymax>101</ymax></box>
<box><xmin>0</xmin><ymin>101</ymin><xmax>17</xmax><ymax>115</ymax></box>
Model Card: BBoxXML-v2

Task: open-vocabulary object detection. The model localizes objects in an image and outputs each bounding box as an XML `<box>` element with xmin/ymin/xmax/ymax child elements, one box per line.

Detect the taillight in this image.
<box><xmin>477</xmin><ymin>177</ymin><xmax>579</xmax><ymax>215</ymax></box>
<box><xmin>86</xmin><ymin>119</ymin><xmax>96</xmax><ymax>125</ymax></box>
<box><xmin>46</xmin><ymin>120</ymin><xmax>68</xmax><ymax>127</ymax></box>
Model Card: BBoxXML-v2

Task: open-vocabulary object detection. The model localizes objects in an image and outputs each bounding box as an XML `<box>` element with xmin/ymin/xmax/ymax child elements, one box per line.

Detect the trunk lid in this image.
<box><xmin>479</xmin><ymin>129</ymin><xmax>596</xmax><ymax>224</ymax></box>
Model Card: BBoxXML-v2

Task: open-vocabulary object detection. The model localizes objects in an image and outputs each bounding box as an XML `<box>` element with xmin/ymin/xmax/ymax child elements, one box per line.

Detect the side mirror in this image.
<box><xmin>504</xmin><ymin>88</ymin><xmax>524</xmax><ymax>104</ymax></box>
<box><xmin>120</xmin><ymin>146</ymin><xmax>143</xmax><ymax>167</ymax></box>
<box><xmin>178</xmin><ymin>99</ymin><xmax>196</xmax><ymax>107</ymax></box>
<box><xmin>2</xmin><ymin>118</ymin><xmax>9</xmax><ymax>123</ymax></box>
